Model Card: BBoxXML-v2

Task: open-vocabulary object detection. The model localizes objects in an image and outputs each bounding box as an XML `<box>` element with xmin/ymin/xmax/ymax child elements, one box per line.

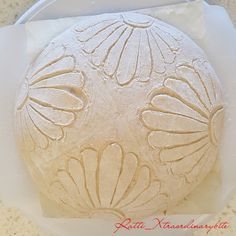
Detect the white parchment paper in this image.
<box><xmin>0</xmin><ymin>0</ymin><xmax>236</xmax><ymax>236</ymax></box>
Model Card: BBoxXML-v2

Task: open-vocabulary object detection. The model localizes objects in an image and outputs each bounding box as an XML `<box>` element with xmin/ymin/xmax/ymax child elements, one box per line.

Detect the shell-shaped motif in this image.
<box><xmin>49</xmin><ymin>143</ymin><xmax>167</xmax><ymax>219</ymax></box>
<box><xmin>141</xmin><ymin>58</ymin><xmax>224</xmax><ymax>182</ymax></box>
<box><xmin>16</xmin><ymin>46</ymin><xmax>87</xmax><ymax>150</ymax></box>
<box><xmin>76</xmin><ymin>12</ymin><xmax>181</xmax><ymax>85</ymax></box>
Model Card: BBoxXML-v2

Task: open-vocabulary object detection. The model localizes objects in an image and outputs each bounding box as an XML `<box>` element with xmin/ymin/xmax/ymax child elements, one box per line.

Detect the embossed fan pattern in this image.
<box><xmin>141</xmin><ymin>58</ymin><xmax>224</xmax><ymax>182</ymax></box>
<box><xmin>16</xmin><ymin>46</ymin><xmax>87</xmax><ymax>150</ymax></box>
<box><xmin>15</xmin><ymin>13</ymin><xmax>224</xmax><ymax>219</ymax></box>
<box><xmin>50</xmin><ymin>143</ymin><xmax>167</xmax><ymax>219</ymax></box>
<box><xmin>76</xmin><ymin>13</ymin><xmax>181</xmax><ymax>85</ymax></box>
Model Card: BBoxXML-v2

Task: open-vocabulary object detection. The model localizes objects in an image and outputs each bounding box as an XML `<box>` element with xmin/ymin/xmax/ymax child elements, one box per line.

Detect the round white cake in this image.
<box><xmin>15</xmin><ymin>12</ymin><xmax>224</xmax><ymax>219</ymax></box>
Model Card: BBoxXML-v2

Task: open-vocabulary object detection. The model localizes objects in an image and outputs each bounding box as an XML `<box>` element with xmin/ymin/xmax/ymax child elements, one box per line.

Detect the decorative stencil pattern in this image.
<box><xmin>141</xmin><ymin>58</ymin><xmax>224</xmax><ymax>182</ymax></box>
<box><xmin>49</xmin><ymin>143</ymin><xmax>167</xmax><ymax>219</ymax></box>
<box><xmin>76</xmin><ymin>13</ymin><xmax>181</xmax><ymax>85</ymax></box>
<box><xmin>16</xmin><ymin>46</ymin><xmax>87</xmax><ymax>150</ymax></box>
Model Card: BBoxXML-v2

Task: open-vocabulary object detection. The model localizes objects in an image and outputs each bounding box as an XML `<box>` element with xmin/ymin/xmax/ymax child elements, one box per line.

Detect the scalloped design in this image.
<box><xmin>141</xmin><ymin>58</ymin><xmax>224</xmax><ymax>182</ymax></box>
<box><xmin>76</xmin><ymin>13</ymin><xmax>182</xmax><ymax>85</ymax></box>
<box><xmin>49</xmin><ymin>142</ymin><xmax>167</xmax><ymax>219</ymax></box>
<box><xmin>16</xmin><ymin>46</ymin><xmax>87</xmax><ymax>150</ymax></box>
